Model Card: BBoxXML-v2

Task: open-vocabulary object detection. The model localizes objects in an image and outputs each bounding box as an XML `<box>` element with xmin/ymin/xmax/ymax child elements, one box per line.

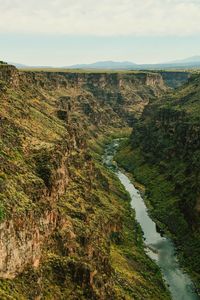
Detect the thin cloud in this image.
<box><xmin>0</xmin><ymin>0</ymin><xmax>200</xmax><ymax>36</ymax></box>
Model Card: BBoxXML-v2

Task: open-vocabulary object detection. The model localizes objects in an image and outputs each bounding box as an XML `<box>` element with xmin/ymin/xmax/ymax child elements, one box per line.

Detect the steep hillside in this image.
<box><xmin>0</xmin><ymin>65</ymin><xmax>170</xmax><ymax>299</ymax></box>
<box><xmin>115</xmin><ymin>74</ymin><xmax>200</xmax><ymax>287</ymax></box>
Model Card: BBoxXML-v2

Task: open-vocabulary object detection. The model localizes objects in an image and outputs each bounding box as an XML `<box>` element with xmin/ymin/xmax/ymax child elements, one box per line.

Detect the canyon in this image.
<box><xmin>0</xmin><ymin>64</ymin><xmax>199</xmax><ymax>299</ymax></box>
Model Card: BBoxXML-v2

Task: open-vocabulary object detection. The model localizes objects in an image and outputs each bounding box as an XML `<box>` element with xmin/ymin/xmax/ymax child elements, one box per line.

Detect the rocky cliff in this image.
<box><xmin>0</xmin><ymin>65</ymin><xmax>170</xmax><ymax>299</ymax></box>
<box><xmin>1</xmin><ymin>65</ymin><xmax>167</xmax><ymax>122</ymax></box>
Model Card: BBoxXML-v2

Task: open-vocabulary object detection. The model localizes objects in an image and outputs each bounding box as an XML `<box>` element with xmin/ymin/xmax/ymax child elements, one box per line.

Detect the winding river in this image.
<box><xmin>103</xmin><ymin>140</ymin><xmax>199</xmax><ymax>300</ymax></box>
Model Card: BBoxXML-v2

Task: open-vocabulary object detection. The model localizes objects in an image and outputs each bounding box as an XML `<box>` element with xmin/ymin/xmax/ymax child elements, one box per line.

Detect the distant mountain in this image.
<box><xmin>67</xmin><ymin>61</ymin><xmax>137</xmax><ymax>70</ymax></box>
<box><xmin>67</xmin><ymin>58</ymin><xmax>200</xmax><ymax>70</ymax></box>
<box><xmin>9</xmin><ymin>56</ymin><xmax>200</xmax><ymax>71</ymax></box>
<box><xmin>169</xmin><ymin>56</ymin><xmax>200</xmax><ymax>64</ymax></box>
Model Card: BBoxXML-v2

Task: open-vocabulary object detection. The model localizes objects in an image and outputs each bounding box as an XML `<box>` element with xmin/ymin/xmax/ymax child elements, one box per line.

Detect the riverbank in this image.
<box><xmin>88</xmin><ymin>134</ymin><xmax>171</xmax><ymax>299</ymax></box>
<box><xmin>114</xmin><ymin>139</ymin><xmax>200</xmax><ymax>298</ymax></box>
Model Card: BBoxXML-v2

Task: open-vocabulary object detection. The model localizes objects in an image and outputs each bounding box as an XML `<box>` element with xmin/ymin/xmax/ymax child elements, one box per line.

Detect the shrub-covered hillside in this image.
<box><xmin>115</xmin><ymin>74</ymin><xmax>200</xmax><ymax>287</ymax></box>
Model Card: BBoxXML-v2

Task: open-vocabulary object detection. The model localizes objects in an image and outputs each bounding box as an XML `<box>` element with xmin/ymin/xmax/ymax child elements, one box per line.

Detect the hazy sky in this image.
<box><xmin>1</xmin><ymin>0</ymin><xmax>200</xmax><ymax>66</ymax></box>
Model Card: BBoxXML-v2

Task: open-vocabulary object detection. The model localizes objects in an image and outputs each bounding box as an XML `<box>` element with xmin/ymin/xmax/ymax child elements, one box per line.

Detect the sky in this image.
<box><xmin>1</xmin><ymin>0</ymin><xmax>200</xmax><ymax>66</ymax></box>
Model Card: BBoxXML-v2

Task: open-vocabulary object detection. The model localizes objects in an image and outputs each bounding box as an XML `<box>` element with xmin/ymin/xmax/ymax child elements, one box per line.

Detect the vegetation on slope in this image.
<box><xmin>115</xmin><ymin>74</ymin><xmax>200</xmax><ymax>288</ymax></box>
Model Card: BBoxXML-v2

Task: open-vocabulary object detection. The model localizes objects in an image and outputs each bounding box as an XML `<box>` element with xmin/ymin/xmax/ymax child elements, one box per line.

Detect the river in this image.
<box><xmin>103</xmin><ymin>139</ymin><xmax>199</xmax><ymax>300</ymax></box>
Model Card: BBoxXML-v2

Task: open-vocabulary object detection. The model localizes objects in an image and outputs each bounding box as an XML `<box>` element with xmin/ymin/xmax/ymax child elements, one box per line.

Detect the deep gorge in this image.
<box><xmin>0</xmin><ymin>64</ymin><xmax>199</xmax><ymax>299</ymax></box>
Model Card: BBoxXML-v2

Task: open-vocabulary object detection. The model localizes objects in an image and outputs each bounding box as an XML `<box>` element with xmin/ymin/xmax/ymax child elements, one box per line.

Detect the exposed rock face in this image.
<box><xmin>19</xmin><ymin>70</ymin><xmax>165</xmax><ymax>92</ymax></box>
<box><xmin>18</xmin><ymin>69</ymin><xmax>166</xmax><ymax>122</ymax></box>
<box><xmin>0</xmin><ymin>64</ymin><xmax>20</xmax><ymax>87</ymax></box>
<box><xmin>0</xmin><ymin>211</ymin><xmax>57</xmax><ymax>279</ymax></box>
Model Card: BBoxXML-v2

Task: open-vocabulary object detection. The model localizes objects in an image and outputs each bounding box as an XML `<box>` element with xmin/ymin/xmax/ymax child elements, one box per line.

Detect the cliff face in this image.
<box><xmin>0</xmin><ymin>65</ymin><xmax>169</xmax><ymax>299</ymax></box>
<box><xmin>0</xmin><ymin>211</ymin><xmax>57</xmax><ymax>279</ymax></box>
<box><xmin>118</xmin><ymin>73</ymin><xmax>200</xmax><ymax>285</ymax></box>
<box><xmin>0</xmin><ymin>64</ymin><xmax>20</xmax><ymax>88</ymax></box>
<box><xmin>19</xmin><ymin>69</ymin><xmax>166</xmax><ymax>123</ymax></box>
<box><xmin>0</xmin><ymin>65</ymin><xmax>167</xmax><ymax>127</ymax></box>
